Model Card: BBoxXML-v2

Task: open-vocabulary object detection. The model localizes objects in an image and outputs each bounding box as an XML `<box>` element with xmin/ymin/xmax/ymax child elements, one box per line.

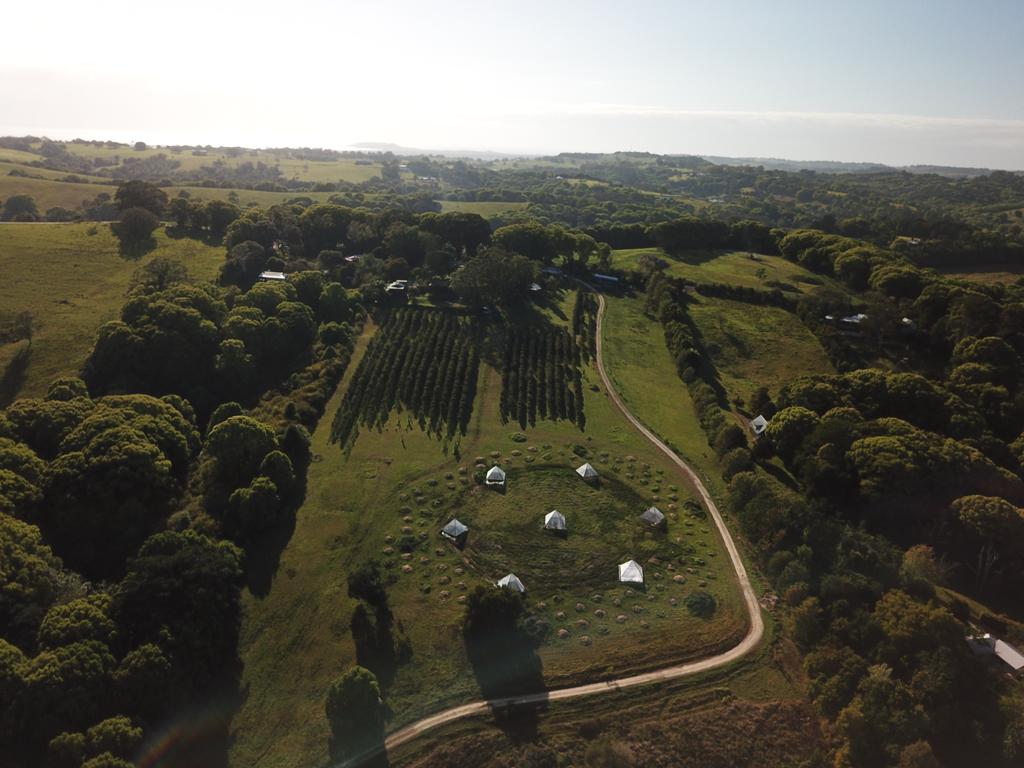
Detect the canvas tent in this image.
<box><xmin>440</xmin><ymin>518</ymin><xmax>469</xmax><ymax>544</ymax></box>
<box><xmin>618</xmin><ymin>559</ymin><xmax>644</xmax><ymax>584</ymax></box>
<box><xmin>544</xmin><ymin>510</ymin><xmax>567</xmax><ymax>531</ymax></box>
<box><xmin>750</xmin><ymin>415</ymin><xmax>769</xmax><ymax>436</ymax></box>
<box><xmin>640</xmin><ymin>506</ymin><xmax>666</xmax><ymax>527</ymax></box>
<box><xmin>485</xmin><ymin>465</ymin><xmax>506</xmax><ymax>487</ymax></box>
<box><xmin>576</xmin><ymin>463</ymin><xmax>599</xmax><ymax>482</ymax></box>
<box><xmin>496</xmin><ymin>573</ymin><xmax>526</xmax><ymax>593</ymax></box>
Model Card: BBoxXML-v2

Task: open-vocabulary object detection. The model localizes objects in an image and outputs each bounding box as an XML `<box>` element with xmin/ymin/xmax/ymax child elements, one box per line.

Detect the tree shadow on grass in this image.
<box><xmin>351</xmin><ymin>604</ymin><xmax>411</xmax><ymax>692</ymax></box>
<box><xmin>243</xmin><ymin>452</ymin><xmax>309</xmax><ymax>598</ymax></box>
<box><xmin>0</xmin><ymin>343</ymin><xmax>31</xmax><ymax>407</ymax></box>
<box><xmin>241</xmin><ymin>510</ymin><xmax>297</xmax><ymax>598</ymax></box>
<box><xmin>465</xmin><ymin>627</ymin><xmax>546</xmax><ymax>743</ymax></box>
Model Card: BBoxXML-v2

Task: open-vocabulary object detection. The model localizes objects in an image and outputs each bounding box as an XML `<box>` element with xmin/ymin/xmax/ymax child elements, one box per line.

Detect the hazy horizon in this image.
<box><xmin>3</xmin><ymin>0</ymin><xmax>1023</xmax><ymax>169</ymax></box>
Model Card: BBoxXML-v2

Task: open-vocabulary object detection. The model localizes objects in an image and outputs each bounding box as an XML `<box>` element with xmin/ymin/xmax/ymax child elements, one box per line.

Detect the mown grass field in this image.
<box><xmin>611</xmin><ymin>247</ymin><xmax>840</xmax><ymax>295</ymax></box>
<box><xmin>687</xmin><ymin>294</ymin><xmax>834</xmax><ymax>407</ymax></box>
<box><xmin>600</xmin><ymin>294</ymin><xmax>725</xmax><ymax>498</ymax></box>
<box><xmin>0</xmin><ymin>223</ymin><xmax>224</xmax><ymax>400</ymax></box>
<box><xmin>229</xmin><ymin>295</ymin><xmax>749</xmax><ymax>768</ymax></box>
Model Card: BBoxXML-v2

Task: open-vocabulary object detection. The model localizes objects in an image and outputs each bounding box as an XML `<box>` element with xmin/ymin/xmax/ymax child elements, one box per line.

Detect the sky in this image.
<box><xmin>2</xmin><ymin>0</ymin><xmax>1023</xmax><ymax>168</ymax></box>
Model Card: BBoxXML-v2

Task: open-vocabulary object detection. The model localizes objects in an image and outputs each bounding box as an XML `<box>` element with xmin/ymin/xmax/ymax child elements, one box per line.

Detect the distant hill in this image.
<box><xmin>349</xmin><ymin>142</ymin><xmax>529</xmax><ymax>160</ymax></box>
<box><xmin>701</xmin><ymin>154</ymin><xmax>994</xmax><ymax>178</ymax></box>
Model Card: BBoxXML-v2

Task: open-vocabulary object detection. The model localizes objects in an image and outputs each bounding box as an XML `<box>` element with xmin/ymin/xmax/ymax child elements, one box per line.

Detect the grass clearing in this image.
<box><xmin>935</xmin><ymin>265</ymin><xmax>1024</xmax><ymax>286</ymax></box>
<box><xmin>0</xmin><ymin>223</ymin><xmax>224</xmax><ymax>399</ymax></box>
<box><xmin>437</xmin><ymin>200</ymin><xmax>529</xmax><ymax>217</ymax></box>
<box><xmin>612</xmin><ymin>247</ymin><xmax>841</xmax><ymax>295</ymax></box>
<box><xmin>600</xmin><ymin>294</ymin><xmax>725</xmax><ymax>498</ymax></box>
<box><xmin>687</xmin><ymin>294</ymin><xmax>834</xmax><ymax>406</ymax></box>
<box><xmin>229</xmin><ymin>300</ymin><xmax>748</xmax><ymax>768</ymax></box>
<box><xmin>0</xmin><ymin>174</ymin><xmax>110</xmax><ymax>211</ymax></box>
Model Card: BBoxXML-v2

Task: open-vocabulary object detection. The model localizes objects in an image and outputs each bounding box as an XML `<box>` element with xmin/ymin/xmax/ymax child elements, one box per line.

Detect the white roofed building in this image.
<box><xmin>750</xmin><ymin>415</ymin><xmax>769</xmax><ymax>436</ymax></box>
<box><xmin>576</xmin><ymin>463</ymin><xmax>599</xmax><ymax>482</ymax></box>
<box><xmin>485</xmin><ymin>465</ymin><xmax>506</xmax><ymax>487</ymax></box>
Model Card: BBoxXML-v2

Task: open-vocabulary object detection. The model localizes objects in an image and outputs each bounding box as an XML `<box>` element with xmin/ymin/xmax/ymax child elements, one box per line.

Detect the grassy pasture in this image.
<box><xmin>56</xmin><ymin>143</ymin><xmax>382</xmax><ymax>183</ymax></box>
<box><xmin>0</xmin><ymin>161</ymin><xmax>112</xmax><ymax>184</ymax></box>
<box><xmin>0</xmin><ymin>174</ymin><xmax>110</xmax><ymax>212</ymax></box>
<box><xmin>163</xmin><ymin>185</ymin><xmax>339</xmax><ymax>208</ymax></box>
<box><xmin>0</xmin><ymin>223</ymin><xmax>224</xmax><ymax>400</ymax></box>
<box><xmin>229</xmin><ymin>301</ymin><xmax>748</xmax><ymax>767</ymax></box>
<box><xmin>437</xmin><ymin>200</ymin><xmax>529</xmax><ymax>217</ymax></box>
<box><xmin>934</xmin><ymin>265</ymin><xmax>1024</xmax><ymax>285</ymax></box>
<box><xmin>686</xmin><ymin>294</ymin><xmax>834</xmax><ymax>406</ymax></box>
<box><xmin>389</xmin><ymin>628</ymin><xmax>816</xmax><ymax>768</ymax></box>
<box><xmin>611</xmin><ymin>247</ymin><xmax>840</xmax><ymax>295</ymax></box>
<box><xmin>599</xmin><ymin>294</ymin><xmax>725</xmax><ymax>497</ymax></box>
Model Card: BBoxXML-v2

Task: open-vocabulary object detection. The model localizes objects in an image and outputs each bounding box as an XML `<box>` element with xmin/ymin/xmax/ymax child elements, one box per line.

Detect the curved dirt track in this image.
<box><xmin>365</xmin><ymin>290</ymin><xmax>764</xmax><ymax>764</ymax></box>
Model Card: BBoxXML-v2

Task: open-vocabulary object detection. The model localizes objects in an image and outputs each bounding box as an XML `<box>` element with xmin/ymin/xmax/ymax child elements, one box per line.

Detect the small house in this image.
<box><xmin>485</xmin><ymin>465</ymin><xmax>506</xmax><ymax>488</ymax></box>
<box><xmin>576</xmin><ymin>463</ymin><xmax>599</xmax><ymax>483</ymax></box>
<box><xmin>640</xmin><ymin>506</ymin><xmax>666</xmax><ymax>528</ymax></box>
<box><xmin>440</xmin><ymin>518</ymin><xmax>469</xmax><ymax>546</ymax></box>
<box><xmin>258</xmin><ymin>271</ymin><xmax>287</xmax><ymax>282</ymax></box>
<box><xmin>544</xmin><ymin>510</ymin><xmax>567</xmax><ymax>532</ymax></box>
<box><xmin>750</xmin><ymin>415</ymin><xmax>769</xmax><ymax>437</ymax></box>
<box><xmin>496</xmin><ymin>573</ymin><xmax>526</xmax><ymax>593</ymax></box>
<box><xmin>618</xmin><ymin>559</ymin><xmax>644</xmax><ymax>584</ymax></box>
<box><xmin>385</xmin><ymin>279</ymin><xmax>409</xmax><ymax>293</ymax></box>
<box><xmin>967</xmin><ymin>633</ymin><xmax>1024</xmax><ymax>677</ymax></box>
<box><xmin>529</xmin><ymin>282</ymin><xmax>542</xmax><ymax>292</ymax></box>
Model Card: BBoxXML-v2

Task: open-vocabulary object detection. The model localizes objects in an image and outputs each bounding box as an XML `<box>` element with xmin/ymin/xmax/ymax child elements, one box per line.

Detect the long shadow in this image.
<box><xmin>351</xmin><ymin>604</ymin><xmax>411</xmax><ymax>691</ymax></box>
<box><xmin>464</xmin><ymin>627</ymin><xmax>546</xmax><ymax>743</ymax></box>
<box><xmin>243</xmin><ymin>449</ymin><xmax>310</xmax><ymax>597</ymax></box>
<box><xmin>0</xmin><ymin>343</ymin><xmax>31</xmax><ymax>406</ymax></box>
<box><xmin>242</xmin><ymin>510</ymin><xmax>298</xmax><ymax>597</ymax></box>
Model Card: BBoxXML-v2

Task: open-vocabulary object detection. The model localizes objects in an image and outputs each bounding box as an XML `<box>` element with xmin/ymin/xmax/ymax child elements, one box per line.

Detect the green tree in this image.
<box><xmin>324</xmin><ymin>666</ymin><xmax>384</xmax><ymax>759</ymax></box>
<box><xmin>114</xmin><ymin>181</ymin><xmax>167</xmax><ymax>217</ymax></box>
<box><xmin>112</xmin><ymin>208</ymin><xmax>160</xmax><ymax>250</ymax></box>
<box><xmin>112</xmin><ymin>530</ymin><xmax>243</xmax><ymax>690</ymax></box>
<box><xmin>37</xmin><ymin>594</ymin><xmax>116</xmax><ymax>650</ymax></box>
<box><xmin>449</xmin><ymin>248</ymin><xmax>536</xmax><ymax>308</ymax></box>
<box><xmin>131</xmin><ymin>257</ymin><xmax>189</xmax><ymax>294</ymax></box>
<box><xmin>2</xmin><ymin>194</ymin><xmax>39</xmax><ymax>221</ymax></box>
<box><xmin>0</xmin><ymin>515</ymin><xmax>67</xmax><ymax>648</ymax></box>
